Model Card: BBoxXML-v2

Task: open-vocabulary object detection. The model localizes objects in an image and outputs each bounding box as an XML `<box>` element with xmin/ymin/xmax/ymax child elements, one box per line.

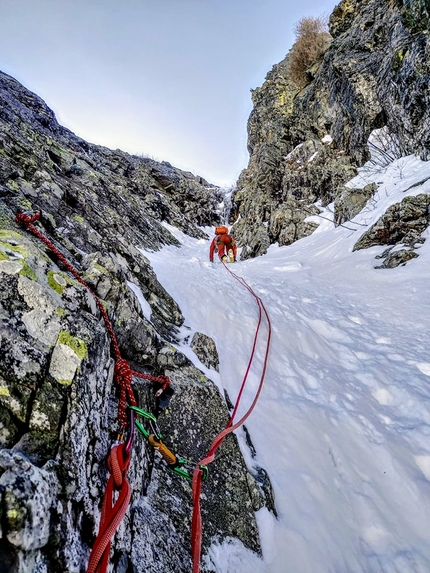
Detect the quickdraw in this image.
<box><xmin>129</xmin><ymin>406</ymin><xmax>208</xmax><ymax>481</ymax></box>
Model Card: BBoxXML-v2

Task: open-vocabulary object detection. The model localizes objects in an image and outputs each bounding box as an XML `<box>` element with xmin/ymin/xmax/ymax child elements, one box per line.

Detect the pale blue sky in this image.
<box><xmin>1</xmin><ymin>0</ymin><xmax>337</xmax><ymax>186</ymax></box>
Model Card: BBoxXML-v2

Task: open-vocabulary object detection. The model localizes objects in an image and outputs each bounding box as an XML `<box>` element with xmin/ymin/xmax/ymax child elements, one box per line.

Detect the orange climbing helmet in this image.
<box><xmin>215</xmin><ymin>226</ymin><xmax>229</xmax><ymax>235</ymax></box>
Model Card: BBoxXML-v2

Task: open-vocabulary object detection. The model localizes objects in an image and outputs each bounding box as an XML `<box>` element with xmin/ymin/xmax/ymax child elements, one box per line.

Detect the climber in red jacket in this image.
<box><xmin>209</xmin><ymin>226</ymin><xmax>238</xmax><ymax>263</ymax></box>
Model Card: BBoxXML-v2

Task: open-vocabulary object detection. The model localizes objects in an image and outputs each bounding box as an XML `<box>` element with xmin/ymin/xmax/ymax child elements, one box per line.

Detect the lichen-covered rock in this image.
<box><xmin>353</xmin><ymin>193</ymin><xmax>430</xmax><ymax>249</ymax></box>
<box><xmin>0</xmin><ymin>71</ymin><xmax>273</xmax><ymax>572</ymax></box>
<box><xmin>190</xmin><ymin>332</ymin><xmax>220</xmax><ymax>372</ymax></box>
<box><xmin>0</xmin><ymin>69</ymin><xmax>223</xmax><ymax>257</ymax></box>
<box><xmin>0</xmin><ymin>451</ymin><xmax>59</xmax><ymax>551</ymax></box>
<box><xmin>375</xmin><ymin>248</ymin><xmax>419</xmax><ymax>269</ymax></box>
<box><xmin>232</xmin><ymin>0</ymin><xmax>430</xmax><ymax>257</ymax></box>
<box><xmin>335</xmin><ymin>182</ymin><xmax>377</xmax><ymax>224</ymax></box>
<box><xmin>329</xmin><ymin>0</ymin><xmax>359</xmax><ymax>37</ymax></box>
<box><xmin>136</xmin><ymin>365</ymin><xmax>262</xmax><ymax>568</ymax></box>
<box><xmin>0</xmin><ymin>205</ymin><xmax>266</xmax><ymax>572</ymax></box>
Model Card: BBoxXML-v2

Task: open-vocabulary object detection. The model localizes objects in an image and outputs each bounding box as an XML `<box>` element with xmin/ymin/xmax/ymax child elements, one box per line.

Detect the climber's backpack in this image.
<box><xmin>217</xmin><ymin>233</ymin><xmax>233</xmax><ymax>246</ymax></box>
<box><xmin>215</xmin><ymin>226</ymin><xmax>229</xmax><ymax>235</ymax></box>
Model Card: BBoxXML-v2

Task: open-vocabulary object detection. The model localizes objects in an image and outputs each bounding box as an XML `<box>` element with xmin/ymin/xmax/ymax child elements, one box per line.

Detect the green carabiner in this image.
<box><xmin>128</xmin><ymin>405</ymin><xmax>162</xmax><ymax>440</ymax></box>
<box><xmin>171</xmin><ymin>459</ymin><xmax>208</xmax><ymax>482</ymax></box>
<box><xmin>129</xmin><ymin>406</ymin><xmax>208</xmax><ymax>482</ymax></box>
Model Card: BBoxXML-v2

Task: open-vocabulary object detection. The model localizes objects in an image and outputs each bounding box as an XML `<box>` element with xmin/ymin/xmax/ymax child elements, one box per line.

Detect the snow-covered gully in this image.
<box><xmin>143</xmin><ymin>155</ymin><xmax>430</xmax><ymax>573</ymax></box>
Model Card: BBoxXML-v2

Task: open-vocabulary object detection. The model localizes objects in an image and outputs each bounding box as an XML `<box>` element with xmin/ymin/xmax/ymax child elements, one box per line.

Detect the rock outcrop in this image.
<box><xmin>0</xmin><ymin>71</ymin><xmax>272</xmax><ymax>572</ymax></box>
<box><xmin>191</xmin><ymin>332</ymin><xmax>220</xmax><ymax>372</ymax></box>
<box><xmin>353</xmin><ymin>193</ymin><xmax>430</xmax><ymax>267</ymax></box>
<box><xmin>232</xmin><ymin>0</ymin><xmax>430</xmax><ymax>259</ymax></box>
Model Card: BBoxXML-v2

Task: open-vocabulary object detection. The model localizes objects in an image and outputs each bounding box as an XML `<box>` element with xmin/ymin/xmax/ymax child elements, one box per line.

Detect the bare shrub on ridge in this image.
<box><xmin>289</xmin><ymin>16</ymin><xmax>331</xmax><ymax>89</ymax></box>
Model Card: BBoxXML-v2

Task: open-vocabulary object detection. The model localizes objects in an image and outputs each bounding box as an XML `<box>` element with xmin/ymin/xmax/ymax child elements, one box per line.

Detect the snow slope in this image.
<box><xmin>141</xmin><ymin>154</ymin><xmax>430</xmax><ymax>573</ymax></box>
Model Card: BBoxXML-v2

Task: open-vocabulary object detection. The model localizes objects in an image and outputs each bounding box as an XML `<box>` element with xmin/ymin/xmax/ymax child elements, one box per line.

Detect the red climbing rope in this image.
<box><xmin>15</xmin><ymin>211</ymin><xmax>171</xmax><ymax>573</ymax></box>
<box><xmin>86</xmin><ymin>442</ymin><xmax>132</xmax><ymax>573</ymax></box>
<box><xmin>191</xmin><ymin>261</ymin><xmax>272</xmax><ymax>573</ymax></box>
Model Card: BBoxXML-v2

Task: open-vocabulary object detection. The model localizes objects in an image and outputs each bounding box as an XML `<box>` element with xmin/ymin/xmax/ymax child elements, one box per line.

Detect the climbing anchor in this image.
<box><xmin>129</xmin><ymin>406</ymin><xmax>208</xmax><ymax>481</ymax></box>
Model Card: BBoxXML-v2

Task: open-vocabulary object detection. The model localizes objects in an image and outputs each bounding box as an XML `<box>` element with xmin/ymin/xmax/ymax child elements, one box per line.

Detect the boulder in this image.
<box><xmin>353</xmin><ymin>194</ymin><xmax>430</xmax><ymax>267</ymax></box>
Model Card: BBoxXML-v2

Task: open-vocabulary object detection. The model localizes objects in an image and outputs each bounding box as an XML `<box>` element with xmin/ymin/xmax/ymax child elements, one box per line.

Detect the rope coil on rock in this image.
<box><xmin>15</xmin><ymin>211</ymin><xmax>171</xmax><ymax>573</ymax></box>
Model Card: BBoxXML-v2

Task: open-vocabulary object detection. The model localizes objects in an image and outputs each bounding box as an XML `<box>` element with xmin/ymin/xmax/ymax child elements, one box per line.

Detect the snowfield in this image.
<box><xmin>140</xmin><ymin>154</ymin><xmax>430</xmax><ymax>573</ymax></box>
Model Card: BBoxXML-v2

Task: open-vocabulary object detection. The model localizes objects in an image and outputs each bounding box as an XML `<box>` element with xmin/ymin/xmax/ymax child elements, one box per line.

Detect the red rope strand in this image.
<box><xmin>86</xmin><ymin>443</ymin><xmax>132</xmax><ymax>573</ymax></box>
<box><xmin>191</xmin><ymin>261</ymin><xmax>272</xmax><ymax>573</ymax></box>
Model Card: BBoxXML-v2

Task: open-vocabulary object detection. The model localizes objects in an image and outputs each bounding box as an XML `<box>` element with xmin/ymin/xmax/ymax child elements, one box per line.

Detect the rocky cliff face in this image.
<box><xmin>232</xmin><ymin>0</ymin><xmax>430</xmax><ymax>260</ymax></box>
<box><xmin>0</xmin><ymin>71</ymin><xmax>274</xmax><ymax>572</ymax></box>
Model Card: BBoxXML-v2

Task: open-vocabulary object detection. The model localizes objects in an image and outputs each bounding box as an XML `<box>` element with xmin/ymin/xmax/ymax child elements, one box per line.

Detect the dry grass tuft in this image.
<box><xmin>289</xmin><ymin>16</ymin><xmax>331</xmax><ymax>89</ymax></box>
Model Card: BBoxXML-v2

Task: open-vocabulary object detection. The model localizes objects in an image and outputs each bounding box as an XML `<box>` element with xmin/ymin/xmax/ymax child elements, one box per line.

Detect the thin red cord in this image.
<box><xmin>191</xmin><ymin>261</ymin><xmax>272</xmax><ymax>573</ymax></box>
<box><xmin>15</xmin><ymin>212</ymin><xmax>170</xmax><ymax>426</ymax></box>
